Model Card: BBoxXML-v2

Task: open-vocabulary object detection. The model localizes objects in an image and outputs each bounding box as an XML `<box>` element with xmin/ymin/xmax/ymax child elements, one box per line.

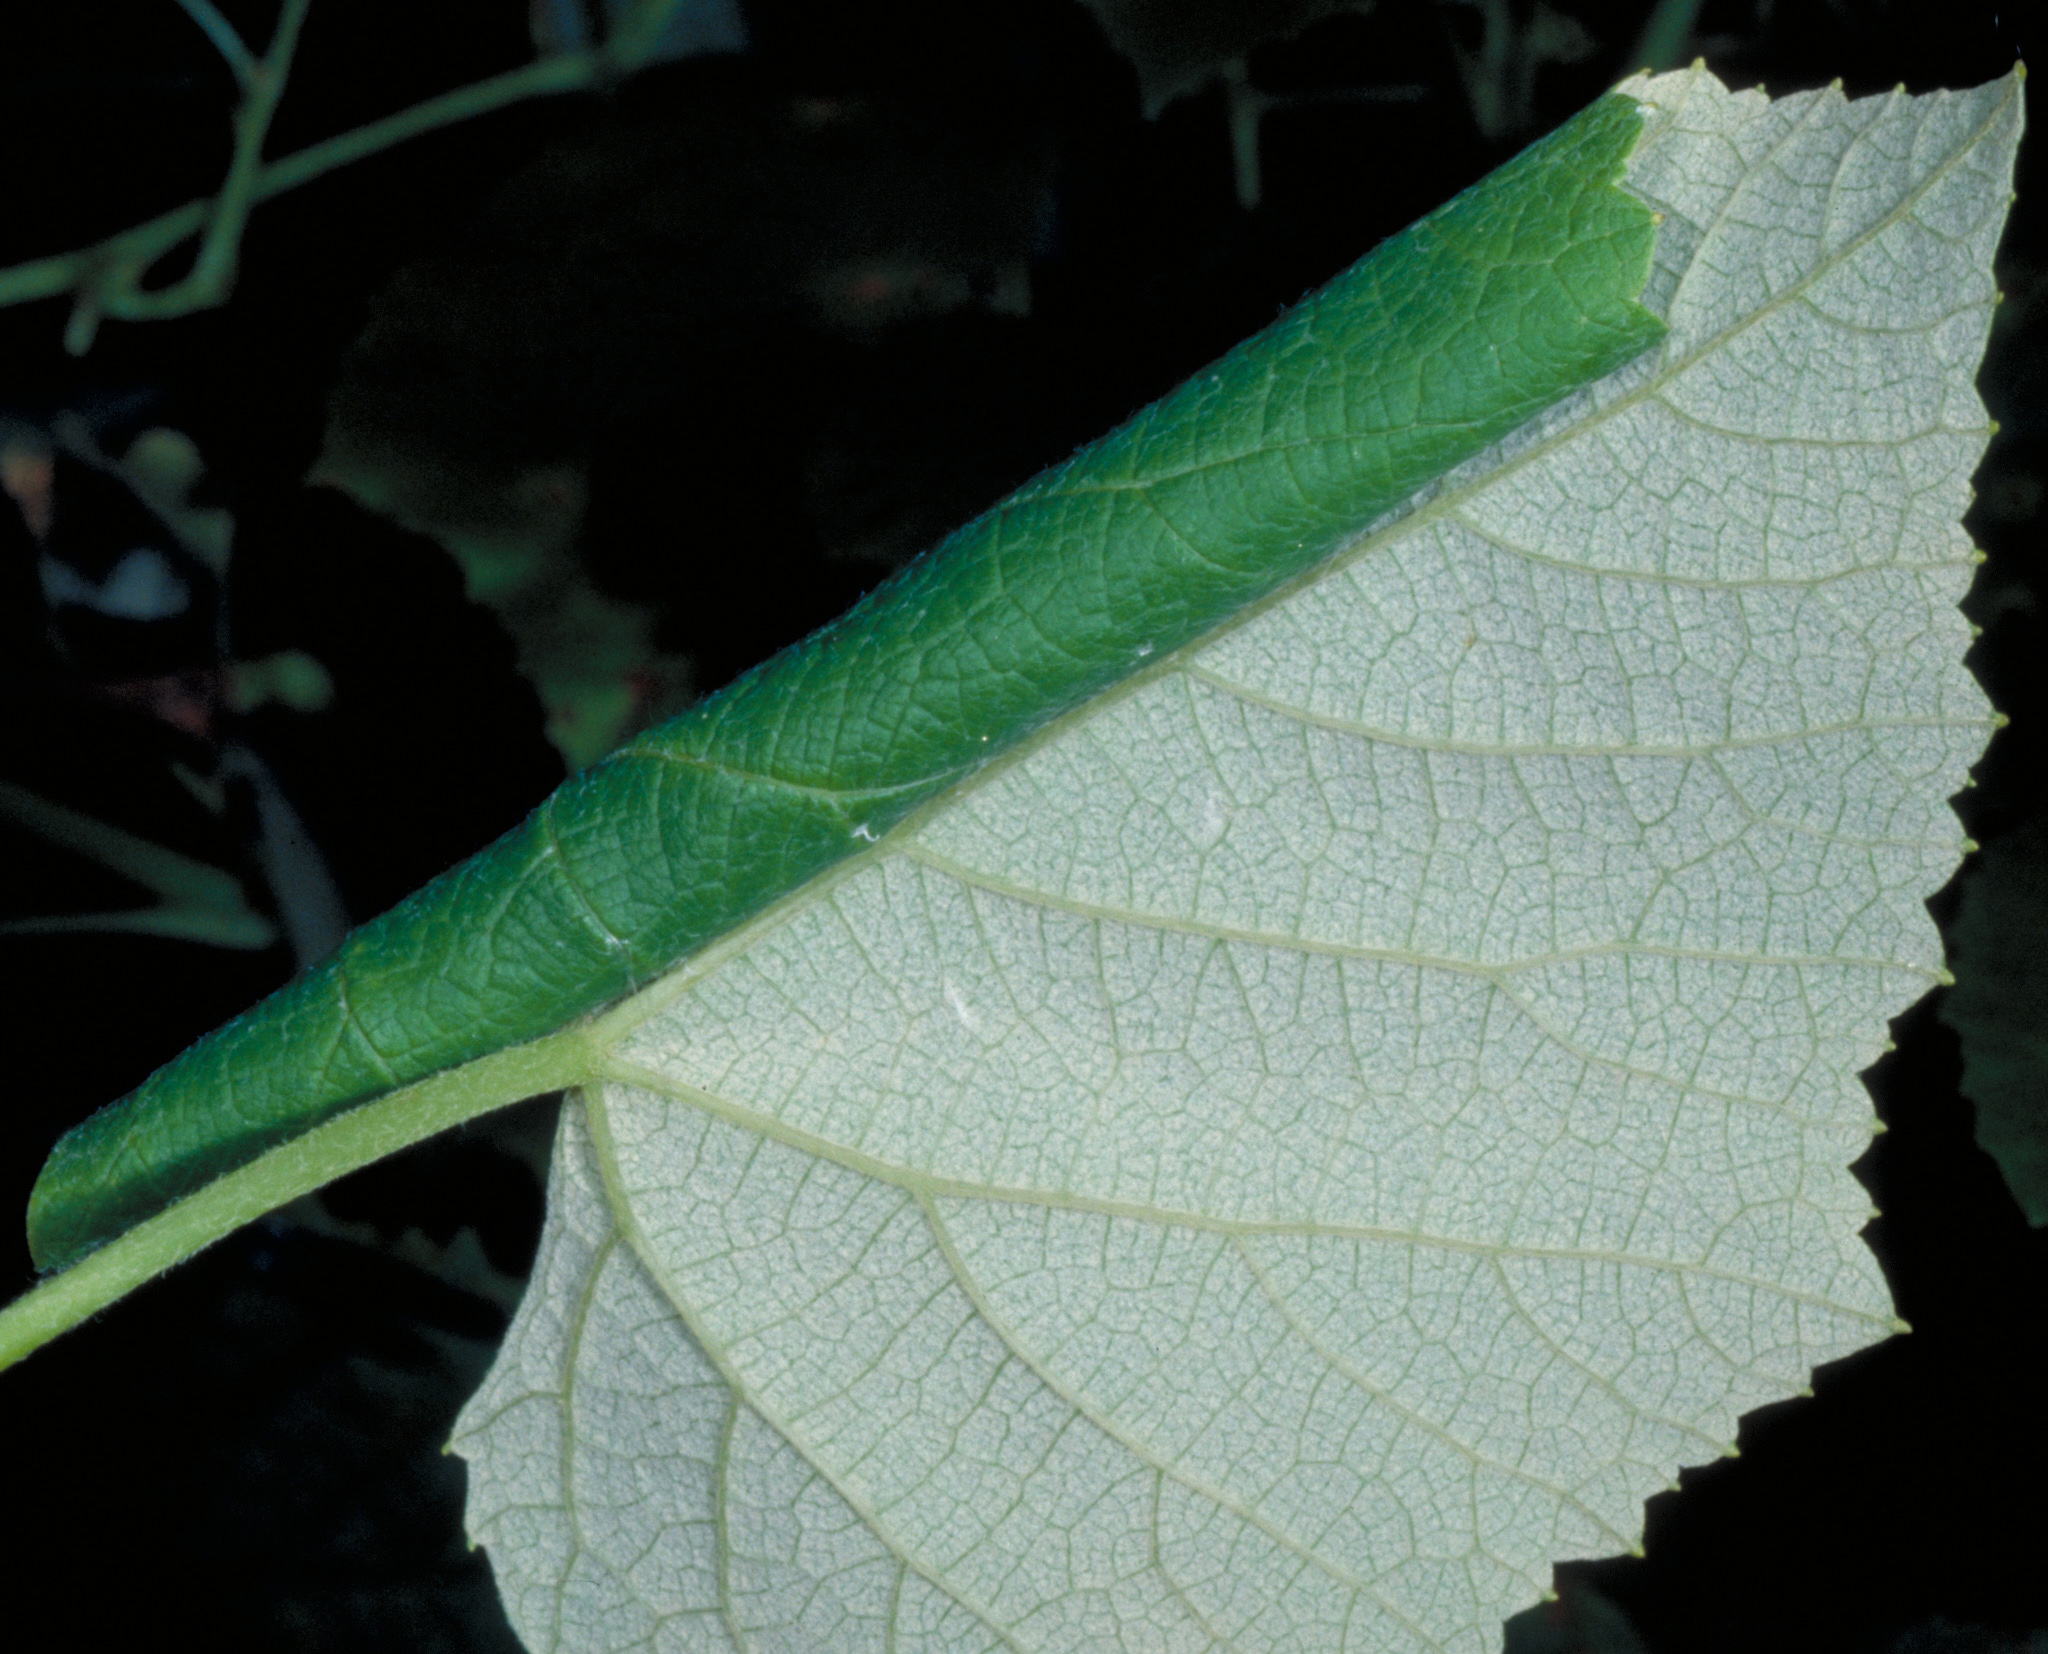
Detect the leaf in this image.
<box><xmin>5</xmin><ymin>61</ymin><xmax>2019</xmax><ymax>1653</ymax></box>
<box><xmin>1938</xmin><ymin>821</ymin><xmax>2048</xmax><ymax>1224</ymax></box>
<box><xmin>24</xmin><ymin>86</ymin><xmax>1666</xmax><ymax>1272</ymax></box>
<box><xmin>441</xmin><ymin>68</ymin><xmax>2012</xmax><ymax>1654</ymax></box>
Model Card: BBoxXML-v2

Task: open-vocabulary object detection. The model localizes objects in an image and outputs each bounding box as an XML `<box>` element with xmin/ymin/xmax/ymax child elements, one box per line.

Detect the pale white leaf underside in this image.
<box><xmin>453</xmin><ymin>68</ymin><xmax>2020</xmax><ymax>1654</ymax></box>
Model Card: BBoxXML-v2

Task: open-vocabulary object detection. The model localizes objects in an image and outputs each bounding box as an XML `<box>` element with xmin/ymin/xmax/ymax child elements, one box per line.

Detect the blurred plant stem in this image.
<box><xmin>0</xmin><ymin>780</ymin><xmax>278</xmax><ymax>950</ymax></box>
<box><xmin>0</xmin><ymin>0</ymin><xmax>699</xmax><ymax>354</ymax></box>
<box><xmin>80</xmin><ymin>0</ymin><xmax>314</xmax><ymax>352</ymax></box>
<box><xmin>172</xmin><ymin>0</ymin><xmax>260</xmax><ymax>90</ymax></box>
<box><xmin>1631</xmin><ymin>0</ymin><xmax>1706</xmax><ymax>72</ymax></box>
<box><xmin>1446</xmin><ymin>0</ymin><xmax>1596</xmax><ymax>140</ymax></box>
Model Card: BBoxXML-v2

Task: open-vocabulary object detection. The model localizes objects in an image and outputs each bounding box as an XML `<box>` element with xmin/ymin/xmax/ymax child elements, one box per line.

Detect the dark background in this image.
<box><xmin>1</xmin><ymin>4</ymin><xmax>2043</xmax><ymax>1652</ymax></box>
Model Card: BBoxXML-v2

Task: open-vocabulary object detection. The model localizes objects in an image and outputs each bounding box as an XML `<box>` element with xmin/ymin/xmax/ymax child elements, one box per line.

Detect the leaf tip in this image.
<box><xmin>1892</xmin><ymin>1316</ymin><xmax>1915</xmax><ymax>1336</ymax></box>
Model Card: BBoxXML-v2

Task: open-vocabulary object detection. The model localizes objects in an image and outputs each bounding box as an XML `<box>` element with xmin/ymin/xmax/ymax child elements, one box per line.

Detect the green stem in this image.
<box><xmin>0</xmin><ymin>780</ymin><xmax>254</xmax><ymax>913</ymax></box>
<box><xmin>172</xmin><ymin>0</ymin><xmax>258</xmax><ymax>89</ymax></box>
<box><xmin>0</xmin><ymin>1030</ymin><xmax>595</xmax><ymax>1372</ymax></box>
<box><xmin>65</xmin><ymin>0</ymin><xmax>314</xmax><ymax>351</ymax></box>
<box><xmin>256</xmin><ymin>50</ymin><xmax>601</xmax><ymax>198</ymax></box>
<box><xmin>159</xmin><ymin>0</ymin><xmax>314</xmax><ymax>310</ymax></box>
<box><xmin>0</xmin><ymin>47</ymin><xmax>603</xmax><ymax>345</ymax></box>
<box><xmin>0</xmin><ymin>906</ymin><xmax>276</xmax><ymax>948</ymax></box>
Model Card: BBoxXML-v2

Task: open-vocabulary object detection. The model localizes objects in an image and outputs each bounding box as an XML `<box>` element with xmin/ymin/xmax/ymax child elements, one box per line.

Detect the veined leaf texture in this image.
<box><xmin>31</xmin><ymin>82</ymin><xmax>1670</xmax><ymax>1265</ymax></box>
<box><xmin>438</xmin><ymin>66</ymin><xmax>2020</xmax><ymax>1654</ymax></box>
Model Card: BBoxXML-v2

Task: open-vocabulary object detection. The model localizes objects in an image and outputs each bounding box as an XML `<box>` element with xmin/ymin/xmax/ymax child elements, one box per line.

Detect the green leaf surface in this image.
<box><xmin>27</xmin><ymin>89</ymin><xmax>1664</xmax><ymax>1272</ymax></box>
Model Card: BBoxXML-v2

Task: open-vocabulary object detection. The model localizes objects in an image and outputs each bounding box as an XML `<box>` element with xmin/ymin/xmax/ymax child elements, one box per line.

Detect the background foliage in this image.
<box><xmin>0</xmin><ymin>4</ymin><xmax>2043</xmax><ymax>1652</ymax></box>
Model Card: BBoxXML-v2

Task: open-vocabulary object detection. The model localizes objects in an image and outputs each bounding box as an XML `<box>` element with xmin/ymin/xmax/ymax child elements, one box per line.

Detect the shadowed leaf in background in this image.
<box><xmin>1941</xmin><ymin>820</ymin><xmax>2048</xmax><ymax>1224</ymax></box>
